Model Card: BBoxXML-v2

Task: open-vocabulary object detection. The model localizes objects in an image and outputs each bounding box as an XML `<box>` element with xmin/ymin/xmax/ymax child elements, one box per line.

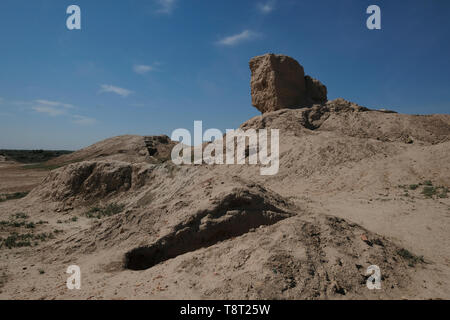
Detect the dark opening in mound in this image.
<box><xmin>124</xmin><ymin>190</ymin><xmax>292</xmax><ymax>270</ymax></box>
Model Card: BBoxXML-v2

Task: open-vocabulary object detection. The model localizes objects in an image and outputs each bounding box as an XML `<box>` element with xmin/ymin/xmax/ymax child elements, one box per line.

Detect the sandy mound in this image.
<box><xmin>25</xmin><ymin>176</ymin><xmax>425</xmax><ymax>299</ymax></box>
<box><xmin>45</xmin><ymin>135</ymin><xmax>148</xmax><ymax>165</ymax></box>
<box><xmin>28</xmin><ymin>160</ymin><xmax>156</xmax><ymax>204</ymax></box>
<box><xmin>241</xmin><ymin>98</ymin><xmax>450</xmax><ymax>145</ymax></box>
<box><xmin>182</xmin><ymin>214</ymin><xmax>417</xmax><ymax>299</ymax></box>
<box><xmin>2</xmin><ymin>107</ymin><xmax>449</xmax><ymax>298</ymax></box>
<box><xmin>123</xmin><ymin>184</ymin><xmax>295</xmax><ymax>270</ymax></box>
<box><xmin>46</xmin><ymin>135</ymin><xmax>177</xmax><ymax>167</ymax></box>
<box><xmin>143</xmin><ymin>135</ymin><xmax>177</xmax><ymax>163</ymax></box>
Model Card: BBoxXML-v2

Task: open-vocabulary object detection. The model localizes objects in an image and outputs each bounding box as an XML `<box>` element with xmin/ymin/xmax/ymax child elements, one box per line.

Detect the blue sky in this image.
<box><xmin>0</xmin><ymin>0</ymin><xmax>449</xmax><ymax>150</ymax></box>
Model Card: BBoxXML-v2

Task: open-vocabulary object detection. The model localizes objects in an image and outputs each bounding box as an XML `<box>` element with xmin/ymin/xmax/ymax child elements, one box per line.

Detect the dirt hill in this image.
<box><xmin>0</xmin><ymin>55</ymin><xmax>449</xmax><ymax>300</ymax></box>
<box><xmin>45</xmin><ymin>134</ymin><xmax>176</xmax><ymax>167</ymax></box>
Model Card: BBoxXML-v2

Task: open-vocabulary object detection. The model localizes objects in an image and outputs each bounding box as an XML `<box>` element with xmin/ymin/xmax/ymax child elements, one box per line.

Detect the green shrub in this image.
<box><xmin>13</xmin><ymin>212</ymin><xmax>29</xmax><ymax>220</ymax></box>
<box><xmin>438</xmin><ymin>187</ymin><xmax>448</xmax><ymax>199</ymax></box>
<box><xmin>0</xmin><ymin>232</ymin><xmax>57</xmax><ymax>249</ymax></box>
<box><xmin>25</xmin><ymin>222</ymin><xmax>35</xmax><ymax>229</ymax></box>
<box><xmin>422</xmin><ymin>186</ymin><xmax>437</xmax><ymax>198</ymax></box>
<box><xmin>2</xmin><ymin>233</ymin><xmax>33</xmax><ymax>249</ymax></box>
<box><xmin>398</xmin><ymin>248</ymin><xmax>424</xmax><ymax>267</ymax></box>
<box><xmin>86</xmin><ymin>203</ymin><xmax>125</xmax><ymax>219</ymax></box>
<box><xmin>0</xmin><ymin>193</ymin><xmax>29</xmax><ymax>203</ymax></box>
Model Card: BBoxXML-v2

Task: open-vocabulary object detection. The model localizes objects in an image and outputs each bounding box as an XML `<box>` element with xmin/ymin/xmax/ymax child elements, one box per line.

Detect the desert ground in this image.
<box><xmin>1</xmin><ymin>97</ymin><xmax>449</xmax><ymax>300</ymax></box>
<box><xmin>1</xmin><ymin>54</ymin><xmax>450</xmax><ymax>300</ymax></box>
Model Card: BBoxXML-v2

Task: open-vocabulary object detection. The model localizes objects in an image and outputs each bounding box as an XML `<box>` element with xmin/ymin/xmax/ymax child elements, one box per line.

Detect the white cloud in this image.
<box><xmin>3</xmin><ymin>98</ymin><xmax>76</xmax><ymax>117</ymax></box>
<box><xmin>35</xmin><ymin>99</ymin><xmax>74</xmax><ymax>109</ymax></box>
<box><xmin>32</xmin><ymin>105</ymin><xmax>66</xmax><ymax>117</ymax></box>
<box><xmin>31</xmin><ymin>99</ymin><xmax>76</xmax><ymax>116</ymax></box>
<box><xmin>72</xmin><ymin>115</ymin><xmax>96</xmax><ymax>126</ymax></box>
<box><xmin>13</xmin><ymin>98</ymin><xmax>95</xmax><ymax>126</ymax></box>
<box><xmin>155</xmin><ymin>0</ymin><xmax>176</xmax><ymax>14</ymax></box>
<box><xmin>99</xmin><ymin>84</ymin><xmax>133</xmax><ymax>97</ymax></box>
<box><xmin>216</xmin><ymin>30</ymin><xmax>260</xmax><ymax>46</ymax></box>
<box><xmin>133</xmin><ymin>64</ymin><xmax>154</xmax><ymax>74</ymax></box>
<box><xmin>257</xmin><ymin>1</ymin><xmax>276</xmax><ymax>14</ymax></box>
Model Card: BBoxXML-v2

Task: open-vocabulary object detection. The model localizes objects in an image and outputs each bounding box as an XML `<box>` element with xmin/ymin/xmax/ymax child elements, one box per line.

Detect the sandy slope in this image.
<box><xmin>1</xmin><ymin>99</ymin><xmax>449</xmax><ymax>299</ymax></box>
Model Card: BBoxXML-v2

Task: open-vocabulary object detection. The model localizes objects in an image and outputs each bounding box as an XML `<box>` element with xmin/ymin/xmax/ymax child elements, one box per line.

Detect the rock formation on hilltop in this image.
<box><xmin>250</xmin><ymin>53</ymin><xmax>327</xmax><ymax>113</ymax></box>
<box><xmin>305</xmin><ymin>75</ymin><xmax>327</xmax><ymax>105</ymax></box>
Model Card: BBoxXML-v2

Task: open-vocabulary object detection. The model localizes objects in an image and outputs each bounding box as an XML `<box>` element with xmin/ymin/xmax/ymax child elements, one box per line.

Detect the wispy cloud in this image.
<box><xmin>29</xmin><ymin>99</ymin><xmax>96</xmax><ymax>126</ymax></box>
<box><xmin>32</xmin><ymin>105</ymin><xmax>67</xmax><ymax>117</ymax></box>
<box><xmin>2</xmin><ymin>98</ymin><xmax>74</xmax><ymax>115</ymax></box>
<box><xmin>35</xmin><ymin>99</ymin><xmax>74</xmax><ymax>109</ymax></box>
<box><xmin>31</xmin><ymin>100</ymin><xmax>74</xmax><ymax>117</ymax></box>
<box><xmin>257</xmin><ymin>1</ymin><xmax>276</xmax><ymax>14</ymax></box>
<box><xmin>133</xmin><ymin>64</ymin><xmax>154</xmax><ymax>75</ymax></box>
<box><xmin>155</xmin><ymin>0</ymin><xmax>176</xmax><ymax>14</ymax></box>
<box><xmin>72</xmin><ymin>115</ymin><xmax>96</xmax><ymax>126</ymax></box>
<box><xmin>99</xmin><ymin>84</ymin><xmax>133</xmax><ymax>97</ymax></box>
<box><xmin>216</xmin><ymin>30</ymin><xmax>260</xmax><ymax>46</ymax></box>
